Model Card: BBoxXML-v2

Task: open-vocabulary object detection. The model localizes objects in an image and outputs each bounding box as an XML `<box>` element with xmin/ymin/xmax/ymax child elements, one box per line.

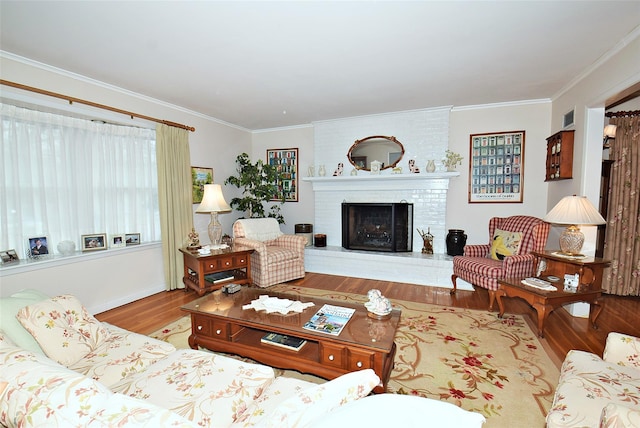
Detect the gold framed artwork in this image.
<box><xmin>192</xmin><ymin>166</ymin><xmax>213</xmax><ymax>204</ymax></box>
<box><xmin>267</xmin><ymin>148</ymin><xmax>298</xmax><ymax>202</ymax></box>
<box><xmin>468</xmin><ymin>131</ymin><xmax>525</xmax><ymax>203</ymax></box>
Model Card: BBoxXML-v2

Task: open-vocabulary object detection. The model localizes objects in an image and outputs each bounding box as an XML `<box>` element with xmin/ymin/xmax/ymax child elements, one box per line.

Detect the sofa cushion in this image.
<box><xmin>110</xmin><ymin>349</ymin><xmax>276</xmax><ymax>427</ymax></box>
<box><xmin>67</xmin><ymin>323</ymin><xmax>176</xmax><ymax>387</ymax></box>
<box><xmin>231</xmin><ymin>376</ymin><xmax>316</xmax><ymax>427</ymax></box>
<box><xmin>0</xmin><ymin>289</ymin><xmax>49</xmax><ymax>354</ymax></box>
<box><xmin>600</xmin><ymin>403</ymin><xmax>640</xmax><ymax>428</ymax></box>
<box><xmin>261</xmin><ymin>369</ymin><xmax>380</xmax><ymax>428</ymax></box>
<box><xmin>546</xmin><ymin>349</ymin><xmax>640</xmax><ymax>428</ymax></box>
<box><xmin>16</xmin><ymin>294</ymin><xmax>111</xmax><ymax>366</ymax></box>
<box><xmin>603</xmin><ymin>332</ymin><xmax>640</xmax><ymax>368</ymax></box>
<box><xmin>308</xmin><ymin>394</ymin><xmax>486</xmax><ymax>428</ymax></box>
<box><xmin>265</xmin><ymin>245</ymin><xmax>299</xmax><ymax>263</ymax></box>
<box><xmin>0</xmin><ymin>337</ymin><xmax>196</xmax><ymax>427</ymax></box>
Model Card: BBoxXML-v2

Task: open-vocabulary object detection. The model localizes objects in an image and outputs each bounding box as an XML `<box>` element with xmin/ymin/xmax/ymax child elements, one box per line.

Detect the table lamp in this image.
<box><xmin>543</xmin><ymin>195</ymin><xmax>606</xmax><ymax>256</ymax></box>
<box><xmin>196</xmin><ymin>184</ymin><xmax>231</xmax><ymax>247</ymax></box>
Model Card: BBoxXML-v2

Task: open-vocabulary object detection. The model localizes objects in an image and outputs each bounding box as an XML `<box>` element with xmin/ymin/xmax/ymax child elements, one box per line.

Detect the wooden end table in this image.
<box><xmin>496</xmin><ymin>251</ymin><xmax>610</xmax><ymax>338</ymax></box>
<box><xmin>181</xmin><ymin>287</ymin><xmax>401</xmax><ymax>393</ymax></box>
<box><xmin>179</xmin><ymin>246</ymin><xmax>254</xmax><ymax>296</ymax></box>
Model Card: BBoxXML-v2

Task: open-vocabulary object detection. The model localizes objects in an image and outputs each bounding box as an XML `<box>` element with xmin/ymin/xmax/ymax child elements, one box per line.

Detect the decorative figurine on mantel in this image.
<box><xmin>417</xmin><ymin>227</ymin><xmax>434</xmax><ymax>254</ymax></box>
<box><xmin>365</xmin><ymin>289</ymin><xmax>393</xmax><ymax>320</ymax></box>
<box><xmin>187</xmin><ymin>228</ymin><xmax>200</xmax><ymax>250</ymax></box>
<box><xmin>408</xmin><ymin>159</ymin><xmax>420</xmax><ymax>173</ymax></box>
<box><xmin>333</xmin><ymin>162</ymin><xmax>344</xmax><ymax>176</ymax></box>
<box><xmin>443</xmin><ymin>150</ymin><xmax>464</xmax><ymax>172</ymax></box>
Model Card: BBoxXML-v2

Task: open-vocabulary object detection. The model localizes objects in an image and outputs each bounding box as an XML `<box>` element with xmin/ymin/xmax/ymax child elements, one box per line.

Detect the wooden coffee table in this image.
<box><xmin>181</xmin><ymin>287</ymin><xmax>401</xmax><ymax>393</ymax></box>
<box><xmin>496</xmin><ymin>277</ymin><xmax>603</xmax><ymax>338</ymax></box>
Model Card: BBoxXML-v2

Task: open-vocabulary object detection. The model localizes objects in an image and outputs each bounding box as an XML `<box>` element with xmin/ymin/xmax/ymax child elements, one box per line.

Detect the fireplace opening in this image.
<box><xmin>341</xmin><ymin>202</ymin><xmax>413</xmax><ymax>252</ymax></box>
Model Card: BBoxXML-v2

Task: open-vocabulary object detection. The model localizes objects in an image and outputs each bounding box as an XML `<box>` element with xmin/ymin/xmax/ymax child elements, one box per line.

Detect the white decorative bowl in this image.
<box><xmin>57</xmin><ymin>240</ymin><xmax>76</xmax><ymax>256</ymax></box>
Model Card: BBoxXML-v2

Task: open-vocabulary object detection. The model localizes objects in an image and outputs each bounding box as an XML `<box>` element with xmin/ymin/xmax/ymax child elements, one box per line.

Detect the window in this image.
<box><xmin>0</xmin><ymin>103</ymin><xmax>159</xmax><ymax>258</ymax></box>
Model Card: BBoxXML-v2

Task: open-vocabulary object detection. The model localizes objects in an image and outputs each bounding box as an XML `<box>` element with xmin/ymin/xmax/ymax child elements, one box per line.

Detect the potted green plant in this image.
<box><xmin>443</xmin><ymin>150</ymin><xmax>464</xmax><ymax>172</ymax></box>
<box><xmin>225</xmin><ymin>153</ymin><xmax>285</xmax><ymax>224</ymax></box>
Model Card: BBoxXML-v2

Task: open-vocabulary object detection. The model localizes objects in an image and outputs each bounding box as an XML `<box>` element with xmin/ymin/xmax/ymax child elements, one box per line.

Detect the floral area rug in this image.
<box><xmin>151</xmin><ymin>285</ymin><xmax>560</xmax><ymax>427</ymax></box>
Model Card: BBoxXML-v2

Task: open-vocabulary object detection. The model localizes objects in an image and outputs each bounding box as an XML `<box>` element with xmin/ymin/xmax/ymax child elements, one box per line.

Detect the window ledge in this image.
<box><xmin>0</xmin><ymin>242</ymin><xmax>161</xmax><ymax>277</ymax></box>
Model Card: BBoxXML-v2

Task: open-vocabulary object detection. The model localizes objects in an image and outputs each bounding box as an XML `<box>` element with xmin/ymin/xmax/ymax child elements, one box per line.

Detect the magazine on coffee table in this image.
<box><xmin>303</xmin><ymin>304</ymin><xmax>355</xmax><ymax>336</ymax></box>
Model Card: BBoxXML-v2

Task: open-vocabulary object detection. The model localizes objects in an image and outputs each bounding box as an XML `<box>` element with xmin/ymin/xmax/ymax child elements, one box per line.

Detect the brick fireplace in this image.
<box><xmin>302</xmin><ymin>173</ymin><xmax>468</xmax><ymax>289</ymax></box>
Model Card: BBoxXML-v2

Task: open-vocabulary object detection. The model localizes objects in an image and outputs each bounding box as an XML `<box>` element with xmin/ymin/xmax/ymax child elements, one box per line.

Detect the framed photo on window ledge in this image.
<box><xmin>27</xmin><ymin>235</ymin><xmax>51</xmax><ymax>259</ymax></box>
<box><xmin>267</xmin><ymin>148</ymin><xmax>298</xmax><ymax>202</ymax></box>
<box><xmin>110</xmin><ymin>234</ymin><xmax>126</xmax><ymax>248</ymax></box>
<box><xmin>468</xmin><ymin>130</ymin><xmax>525</xmax><ymax>203</ymax></box>
<box><xmin>125</xmin><ymin>233</ymin><xmax>141</xmax><ymax>246</ymax></box>
<box><xmin>81</xmin><ymin>234</ymin><xmax>107</xmax><ymax>252</ymax></box>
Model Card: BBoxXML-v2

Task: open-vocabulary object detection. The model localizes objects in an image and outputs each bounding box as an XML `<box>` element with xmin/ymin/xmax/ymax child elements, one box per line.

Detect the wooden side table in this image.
<box><xmin>179</xmin><ymin>246</ymin><xmax>254</xmax><ymax>296</ymax></box>
<box><xmin>496</xmin><ymin>251</ymin><xmax>610</xmax><ymax>338</ymax></box>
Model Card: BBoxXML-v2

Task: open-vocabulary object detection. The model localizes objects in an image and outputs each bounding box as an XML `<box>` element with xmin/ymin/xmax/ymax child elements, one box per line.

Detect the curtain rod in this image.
<box><xmin>0</xmin><ymin>79</ymin><xmax>195</xmax><ymax>132</ymax></box>
<box><xmin>606</xmin><ymin>109</ymin><xmax>640</xmax><ymax>118</ymax></box>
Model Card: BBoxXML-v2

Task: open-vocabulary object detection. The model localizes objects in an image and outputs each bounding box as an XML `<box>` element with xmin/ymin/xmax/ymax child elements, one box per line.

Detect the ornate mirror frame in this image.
<box><xmin>347</xmin><ymin>135</ymin><xmax>405</xmax><ymax>171</ymax></box>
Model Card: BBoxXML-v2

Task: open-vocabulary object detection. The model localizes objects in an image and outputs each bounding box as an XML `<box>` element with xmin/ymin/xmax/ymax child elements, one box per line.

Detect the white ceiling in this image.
<box><xmin>1</xmin><ymin>1</ymin><xmax>639</xmax><ymax>131</ymax></box>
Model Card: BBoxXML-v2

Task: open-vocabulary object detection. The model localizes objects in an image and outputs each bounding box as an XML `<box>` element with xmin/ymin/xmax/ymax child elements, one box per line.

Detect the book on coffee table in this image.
<box><xmin>261</xmin><ymin>333</ymin><xmax>306</xmax><ymax>351</ymax></box>
<box><xmin>303</xmin><ymin>304</ymin><xmax>355</xmax><ymax>336</ymax></box>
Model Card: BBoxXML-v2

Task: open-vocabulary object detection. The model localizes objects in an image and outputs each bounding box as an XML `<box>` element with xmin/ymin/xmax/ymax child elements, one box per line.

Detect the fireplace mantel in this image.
<box><xmin>302</xmin><ymin>172</ymin><xmax>460</xmax><ymax>191</ymax></box>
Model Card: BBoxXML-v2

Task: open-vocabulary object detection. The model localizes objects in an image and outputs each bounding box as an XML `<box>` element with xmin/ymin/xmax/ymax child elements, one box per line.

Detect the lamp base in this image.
<box><xmin>208</xmin><ymin>212</ymin><xmax>223</xmax><ymax>246</ymax></box>
<box><xmin>559</xmin><ymin>225</ymin><xmax>584</xmax><ymax>256</ymax></box>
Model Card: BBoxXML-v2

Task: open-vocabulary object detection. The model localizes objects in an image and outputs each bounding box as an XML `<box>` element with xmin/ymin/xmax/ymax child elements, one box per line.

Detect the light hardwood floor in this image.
<box><xmin>96</xmin><ymin>272</ymin><xmax>640</xmax><ymax>363</ymax></box>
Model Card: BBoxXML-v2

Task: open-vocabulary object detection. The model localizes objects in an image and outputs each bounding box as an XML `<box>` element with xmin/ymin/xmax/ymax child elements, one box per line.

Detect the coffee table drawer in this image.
<box><xmin>192</xmin><ymin>315</ymin><xmax>229</xmax><ymax>340</ymax></box>
<box><xmin>193</xmin><ymin>315</ymin><xmax>212</xmax><ymax>336</ymax></box>
<box><xmin>347</xmin><ymin>348</ymin><xmax>375</xmax><ymax>370</ymax></box>
<box><xmin>320</xmin><ymin>343</ymin><xmax>346</xmax><ymax>368</ymax></box>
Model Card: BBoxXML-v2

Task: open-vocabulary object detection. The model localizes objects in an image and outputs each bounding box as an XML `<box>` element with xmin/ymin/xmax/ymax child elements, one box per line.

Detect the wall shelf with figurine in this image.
<box><xmin>545</xmin><ymin>130</ymin><xmax>574</xmax><ymax>181</ymax></box>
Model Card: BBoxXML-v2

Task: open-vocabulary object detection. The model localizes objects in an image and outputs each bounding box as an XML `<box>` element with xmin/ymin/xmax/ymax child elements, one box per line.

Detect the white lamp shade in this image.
<box><xmin>603</xmin><ymin>124</ymin><xmax>617</xmax><ymax>139</ymax></box>
<box><xmin>543</xmin><ymin>195</ymin><xmax>605</xmax><ymax>226</ymax></box>
<box><xmin>196</xmin><ymin>184</ymin><xmax>231</xmax><ymax>213</ymax></box>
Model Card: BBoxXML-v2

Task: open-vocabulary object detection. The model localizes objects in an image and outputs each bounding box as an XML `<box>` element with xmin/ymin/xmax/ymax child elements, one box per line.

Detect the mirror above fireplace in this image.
<box><xmin>347</xmin><ymin>135</ymin><xmax>405</xmax><ymax>171</ymax></box>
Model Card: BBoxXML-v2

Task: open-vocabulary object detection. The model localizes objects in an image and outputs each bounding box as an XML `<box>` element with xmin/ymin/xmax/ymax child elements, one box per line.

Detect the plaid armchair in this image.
<box><xmin>451</xmin><ymin>215</ymin><xmax>550</xmax><ymax>310</ymax></box>
<box><xmin>232</xmin><ymin>218</ymin><xmax>306</xmax><ymax>288</ymax></box>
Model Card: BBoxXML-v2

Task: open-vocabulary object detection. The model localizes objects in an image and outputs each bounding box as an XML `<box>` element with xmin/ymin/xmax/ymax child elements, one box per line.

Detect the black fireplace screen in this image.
<box><xmin>341</xmin><ymin>202</ymin><xmax>413</xmax><ymax>252</ymax></box>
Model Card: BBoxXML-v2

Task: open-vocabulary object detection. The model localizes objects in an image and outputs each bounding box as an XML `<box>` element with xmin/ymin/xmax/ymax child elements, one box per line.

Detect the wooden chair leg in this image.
<box><xmin>450</xmin><ymin>274</ymin><xmax>458</xmax><ymax>295</ymax></box>
<box><xmin>488</xmin><ymin>290</ymin><xmax>496</xmax><ymax>311</ymax></box>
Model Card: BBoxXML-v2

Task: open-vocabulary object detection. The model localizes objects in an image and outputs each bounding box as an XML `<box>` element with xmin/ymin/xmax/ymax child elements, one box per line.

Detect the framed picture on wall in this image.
<box><xmin>192</xmin><ymin>166</ymin><xmax>213</xmax><ymax>204</ymax></box>
<box><xmin>468</xmin><ymin>130</ymin><xmax>525</xmax><ymax>203</ymax></box>
<box><xmin>267</xmin><ymin>148</ymin><xmax>298</xmax><ymax>202</ymax></box>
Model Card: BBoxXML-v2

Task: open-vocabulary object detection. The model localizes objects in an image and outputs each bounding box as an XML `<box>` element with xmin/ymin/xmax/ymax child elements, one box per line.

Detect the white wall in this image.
<box><xmin>0</xmin><ymin>54</ymin><xmax>252</xmax><ymax>312</ymax></box>
<box><xmin>549</xmin><ymin>32</ymin><xmax>640</xmax><ymax>255</ymax></box>
<box><xmin>447</xmin><ymin>102</ymin><xmax>552</xmax><ymax>245</ymax></box>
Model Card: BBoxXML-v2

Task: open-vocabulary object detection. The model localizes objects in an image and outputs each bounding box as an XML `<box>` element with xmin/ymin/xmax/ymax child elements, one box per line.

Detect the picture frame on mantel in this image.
<box><xmin>468</xmin><ymin>130</ymin><xmax>525</xmax><ymax>203</ymax></box>
<box><xmin>267</xmin><ymin>148</ymin><xmax>298</xmax><ymax>202</ymax></box>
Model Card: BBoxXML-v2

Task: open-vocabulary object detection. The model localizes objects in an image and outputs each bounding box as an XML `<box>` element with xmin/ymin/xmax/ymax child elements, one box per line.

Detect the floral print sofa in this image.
<box><xmin>546</xmin><ymin>332</ymin><xmax>640</xmax><ymax>428</ymax></box>
<box><xmin>0</xmin><ymin>292</ymin><xmax>380</xmax><ymax>427</ymax></box>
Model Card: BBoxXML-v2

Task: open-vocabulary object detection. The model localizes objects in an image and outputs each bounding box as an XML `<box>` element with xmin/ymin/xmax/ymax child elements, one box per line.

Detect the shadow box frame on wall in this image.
<box><xmin>267</xmin><ymin>148</ymin><xmax>298</xmax><ymax>202</ymax></box>
<box><xmin>468</xmin><ymin>130</ymin><xmax>525</xmax><ymax>204</ymax></box>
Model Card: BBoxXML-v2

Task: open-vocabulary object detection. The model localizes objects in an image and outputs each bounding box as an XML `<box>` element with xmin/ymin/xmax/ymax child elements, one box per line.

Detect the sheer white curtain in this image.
<box><xmin>0</xmin><ymin>103</ymin><xmax>159</xmax><ymax>256</ymax></box>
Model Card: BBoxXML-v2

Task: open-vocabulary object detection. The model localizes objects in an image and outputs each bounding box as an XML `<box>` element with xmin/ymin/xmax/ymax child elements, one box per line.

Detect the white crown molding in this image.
<box><xmin>451</xmin><ymin>98</ymin><xmax>551</xmax><ymax>112</ymax></box>
<box><xmin>552</xmin><ymin>24</ymin><xmax>640</xmax><ymax>102</ymax></box>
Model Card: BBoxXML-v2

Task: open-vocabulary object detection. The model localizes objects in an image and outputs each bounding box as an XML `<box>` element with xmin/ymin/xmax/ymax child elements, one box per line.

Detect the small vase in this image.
<box><xmin>318</xmin><ymin>165</ymin><xmax>326</xmax><ymax>176</ymax></box>
<box><xmin>426</xmin><ymin>160</ymin><xmax>436</xmax><ymax>173</ymax></box>
<box><xmin>447</xmin><ymin>166</ymin><xmax>457</xmax><ymax>172</ymax></box>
